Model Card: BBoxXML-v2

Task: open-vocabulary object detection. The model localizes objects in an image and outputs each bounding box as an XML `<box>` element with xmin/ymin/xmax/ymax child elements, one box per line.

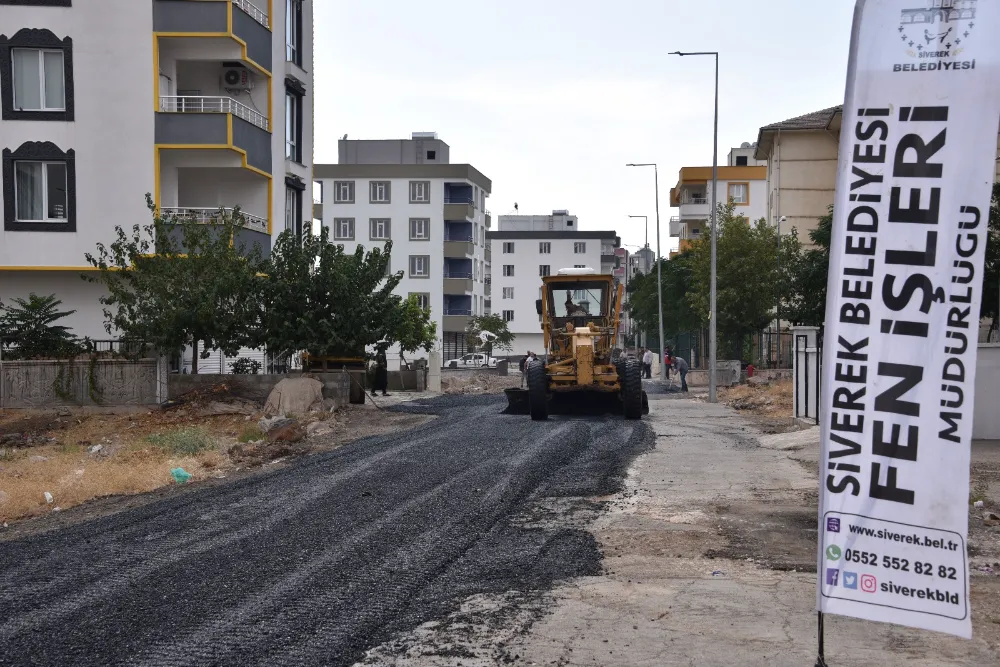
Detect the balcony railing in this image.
<box><xmin>443</xmin><ymin>234</ymin><xmax>473</xmax><ymax>242</ymax></box>
<box><xmin>684</xmin><ymin>196</ymin><xmax>708</xmax><ymax>205</ymax></box>
<box><xmin>444</xmin><ymin>271</ymin><xmax>472</xmax><ymax>279</ymax></box>
<box><xmin>161</xmin><ymin>207</ymin><xmax>268</xmax><ymax>234</ymax></box>
<box><xmin>444</xmin><ymin>197</ymin><xmax>475</xmax><ymax>205</ymax></box>
<box><xmin>159</xmin><ymin>96</ymin><xmax>270</xmax><ymax>132</ymax></box>
<box><xmin>233</xmin><ymin>0</ymin><xmax>269</xmax><ymax>28</ymax></box>
<box><xmin>444</xmin><ymin>308</ymin><xmax>472</xmax><ymax>316</ymax></box>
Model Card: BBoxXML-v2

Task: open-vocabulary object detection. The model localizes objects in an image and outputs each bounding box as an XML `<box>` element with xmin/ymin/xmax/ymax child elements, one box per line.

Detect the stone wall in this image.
<box><xmin>0</xmin><ymin>358</ymin><xmax>165</xmax><ymax>408</ymax></box>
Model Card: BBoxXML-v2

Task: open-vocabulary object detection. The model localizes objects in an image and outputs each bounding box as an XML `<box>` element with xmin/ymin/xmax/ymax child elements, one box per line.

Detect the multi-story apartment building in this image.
<box><xmin>0</xmin><ymin>0</ymin><xmax>314</xmax><ymax>341</ymax></box>
<box><xmin>487</xmin><ymin>210</ymin><xmax>621</xmax><ymax>357</ymax></box>
<box><xmin>668</xmin><ymin>143</ymin><xmax>767</xmax><ymax>255</ymax></box>
<box><xmin>314</xmin><ymin>134</ymin><xmax>492</xmax><ymax>363</ymax></box>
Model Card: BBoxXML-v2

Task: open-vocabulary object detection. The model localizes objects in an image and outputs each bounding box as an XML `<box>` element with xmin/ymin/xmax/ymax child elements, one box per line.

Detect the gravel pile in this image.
<box><xmin>0</xmin><ymin>393</ymin><xmax>654</xmax><ymax>666</ymax></box>
<box><xmin>442</xmin><ymin>372</ymin><xmax>522</xmax><ymax>394</ymax></box>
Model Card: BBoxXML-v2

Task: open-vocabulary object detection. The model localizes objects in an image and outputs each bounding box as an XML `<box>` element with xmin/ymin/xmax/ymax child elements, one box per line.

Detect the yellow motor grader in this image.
<box><xmin>505</xmin><ymin>267</ymin><xmax>648</xmax><ymax>420</ymax></box>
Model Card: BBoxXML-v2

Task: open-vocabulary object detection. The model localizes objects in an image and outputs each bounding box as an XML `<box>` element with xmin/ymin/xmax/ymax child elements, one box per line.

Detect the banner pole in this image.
<box><xmin>814</xmin><ymin>611</ymin><xmax>828</xmax><ymax>667</ymax></box>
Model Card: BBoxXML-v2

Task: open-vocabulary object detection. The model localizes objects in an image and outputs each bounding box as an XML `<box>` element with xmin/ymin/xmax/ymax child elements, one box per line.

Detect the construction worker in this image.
<box><xmin>672</xmin><ymin>355</ymin><xmax>689</xmax><ymax>392</ymax></box>
<box><xmin>371</xmin><ymin>344</ymin><xmax>389</xmax><ymax>397</ymax></box>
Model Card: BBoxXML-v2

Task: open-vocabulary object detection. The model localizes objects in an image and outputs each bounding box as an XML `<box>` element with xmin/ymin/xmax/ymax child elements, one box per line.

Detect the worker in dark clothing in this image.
<box><xmin>372</xmin><ymin>345</ymin><xmax>389</xmax><ymax>397</ymax></box>
<box><xmin>672</xmin><ymin>355</ymin><xmax>689</xmax><ymax>392</ymax></box>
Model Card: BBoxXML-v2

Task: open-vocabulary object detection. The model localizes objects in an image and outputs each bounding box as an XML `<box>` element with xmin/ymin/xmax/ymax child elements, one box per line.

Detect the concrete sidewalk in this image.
<box><xmin>511</xmin><ymin>396</ymin><xmax>1000</xmax><ymax>666</ymax></box>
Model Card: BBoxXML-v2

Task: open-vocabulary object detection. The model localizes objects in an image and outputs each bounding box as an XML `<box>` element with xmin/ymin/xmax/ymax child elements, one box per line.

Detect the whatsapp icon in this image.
<box><xmin>826</xmin><ymin>545</ymin><xmax>842</xmax><ymax>561</ymax></box>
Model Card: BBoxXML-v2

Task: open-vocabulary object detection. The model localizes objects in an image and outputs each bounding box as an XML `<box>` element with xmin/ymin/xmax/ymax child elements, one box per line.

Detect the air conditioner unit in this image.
<box><xmin>221</xmin><ymin>67</ymin><xmax>251</xmax><ymax>90</ymax></box>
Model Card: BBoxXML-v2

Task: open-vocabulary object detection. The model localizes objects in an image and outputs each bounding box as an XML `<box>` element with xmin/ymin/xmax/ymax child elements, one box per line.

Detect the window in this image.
<box><xmin>334</xmin><ymin>181</ymin><xmax>354</xmax><ymax>203</ymax></box>
<box><xmin>370</xmin><ymin>181</ymin><xmax>391</xmax><ymax>203</ymax></box>
<box><xmin>539</xmin><ymin>242</ymin><xmax>551</xmax><ymax>254</ymax></box>
<box><xmin>409</xmin><ymin>292</ymin><xmax>430</xmax><ymax>311</ymax></box>
<box><xmin>285</xmin><ymin>89</ymin><xmax>302</xmax><ymax>162</ymax></box>
<box><xmin>3</xmin><ymin>141</ymin><xmax>75</xmax><ymax>231</ymax></box>
<box><xmin>426</xmin><ymin>150</ymin><xmax>436</xmax><ymax>160</ymax></box>
<box><xmin>409</xmin><ymin>180</ymin><xmax>430</xmax><ymax>203</ymax></box>
<box><xmin>574</xmin><ymin>241</ymin><xmax>586</xmax><ymax>253</ymax></box>
<box><xmin>14</xmin><ymin>161</ymin><xmax>66</xmax><ymax>222</ymax></box>
<box><xmin>409</xmin><ymin>217</ymin><xmax>429</xmax><ymax>240</ymax></box>
<box><xmin>409</xmin><ymin>255</ymin><xmax>430</xmax><ymax>278</ymax></box>
<box><xmin>333</xmin><ymin>217</ymin><xmax>354</xmax><ymax>240</ymax></box>
<box><xmin>284</xmin><ymin>186</ymin><xmax>302</xmax><ymax>236</ymax></box>
<box><xmin>728</xmin><ymin>182</ymin><xmax>749</xmax><ymax>205</ymax></box>
<box><xmin>539</xmin><ymin>265</ymin><xmax>550</xmax><ymax>277</ymax></box>
<box><xmin>13</xmin><ymin>49</ymin><xmax>64</xmax><ymax>111</ymax></box>
<box><xmin>502</xmin><ymin>310</ymin><xmax>514</xmax><ymax>323</ymax></box>
<box><xmin>503</xmin><ymin>264</ymin><xmax>514</xmax><ymax>277</ymax></box>
<box><xmin>286</xmin><ymin>0</ymin><xmax>303</xmax><ymax>66</ymax></box>
<box><xmin>502</xmin><ymin>242</ymin><xmax>514</xmax><ymax>253</ymax></box>
<box><xmin>369</xmin><ymin>218</ymin><xmax>390</xmax><ymax>240</ymax></box>
<box><xmin>735</xmin><ymin>155</ymin><xmax>748</xmax><ymax>166</ymax></box>
<box><xmin>502</xmin><ymin>287</ymin><xmax>514</xmax><ymax>299</ymax></box>
<box><xmin>1</xmin><ymin>29</ymin><xmax>74</xmax><ymax>121</ymax></box>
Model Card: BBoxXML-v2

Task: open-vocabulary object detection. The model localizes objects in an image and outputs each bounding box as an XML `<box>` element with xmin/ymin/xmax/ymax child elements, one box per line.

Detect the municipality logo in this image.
<box><xmin>826</xmin><ymin>545</ymin><xmax>842</xmax><ymax>561</ymax></box>
<box><xmin>899</xmin><ymin>0</ymin><xmax>977</xmax><ymax>60</ymax></box>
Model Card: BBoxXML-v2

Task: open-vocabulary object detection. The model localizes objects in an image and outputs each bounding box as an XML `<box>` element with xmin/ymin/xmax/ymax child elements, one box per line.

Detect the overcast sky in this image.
<box><xmin>313</xmin><ymin>0</ymin><xmax>856</xmax><ymax>253</ymax></box>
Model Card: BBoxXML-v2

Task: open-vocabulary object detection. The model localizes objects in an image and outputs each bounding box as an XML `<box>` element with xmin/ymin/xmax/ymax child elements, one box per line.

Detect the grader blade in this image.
<box><xmin>503</xmin><ymin>388</ymin><xmax>531</xmax><ymax>414</ymax></box>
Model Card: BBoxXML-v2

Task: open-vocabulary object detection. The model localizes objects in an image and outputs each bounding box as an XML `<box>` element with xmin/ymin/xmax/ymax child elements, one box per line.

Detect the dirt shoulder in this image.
<box><xmin>0</xmin><ymin>389</ymin><xmax>432</xmax><ymax>539</ymax></box>
<box><xmin>501</xmin><ymin>395</ymin><xmax>1000</xmax><ymax>666</ymax></box>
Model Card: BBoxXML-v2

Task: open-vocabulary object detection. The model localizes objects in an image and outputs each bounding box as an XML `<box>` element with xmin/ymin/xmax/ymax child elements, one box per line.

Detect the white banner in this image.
<box><xmin>818</xmin><ymin>0</ymin><xmax>1000</xmax><ymax>639</ymax></box>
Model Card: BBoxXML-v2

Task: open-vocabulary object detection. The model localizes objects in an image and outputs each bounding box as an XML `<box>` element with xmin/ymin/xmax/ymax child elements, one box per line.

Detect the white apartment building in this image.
<box><xmin>315</xmin><ymin>134</ymin><xmax>492</xmax><ymax>364</ymax></box>
<box><xmin>668</xmin><ymin>142</ymin><xmax>767</xmax><ymax>255</ymax></box>
<box><xmin>0</xmin><ymin>0</ymin><xmax>314</xmax><ymax>342</ymax></box>
<box><xmin>487</xmin><ymin>210</ymin><xmax>621</xmax><ymax>357</ymax></box>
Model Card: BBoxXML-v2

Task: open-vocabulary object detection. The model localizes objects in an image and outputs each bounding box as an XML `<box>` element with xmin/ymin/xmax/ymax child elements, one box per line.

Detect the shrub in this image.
<box><xmin>237</xmin><ymin>425</ymin><xmax>265</xmax><ymax>443</ymax></box>
<box><xmin>230</xmin><ymin>357</ymin><xmax>263</xmax><ymax>375</ymax></box>
<box><xmin>146</xmin><ymin>427</ymin><xmax>214</xmax><ymax>456</ymax></box>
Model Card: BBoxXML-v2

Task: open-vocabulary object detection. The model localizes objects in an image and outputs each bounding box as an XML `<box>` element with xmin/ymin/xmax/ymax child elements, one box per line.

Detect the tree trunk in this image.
<box><xmin>191</xmin><ymin>339</ymin><xmax>199</xmax><ymax>374</ymax></box>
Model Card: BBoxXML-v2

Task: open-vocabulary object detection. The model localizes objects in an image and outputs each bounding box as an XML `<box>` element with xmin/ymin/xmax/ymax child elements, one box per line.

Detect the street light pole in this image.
<box><xmin>670</xmin><ymin>49</ymin><xmax>719</xmax><ymax>402</ymax></box>
<box><xmin>629</xmin><ymin>214</ymin><xmax>648</xmax><ymax>250</ymax></box>
<box><xmin>626</xmin><ymin>164</ymin><xmax>666</xmax><ymax>382</ymax></box>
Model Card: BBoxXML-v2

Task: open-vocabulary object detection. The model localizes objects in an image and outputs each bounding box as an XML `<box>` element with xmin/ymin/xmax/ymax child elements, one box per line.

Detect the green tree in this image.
<box><xmin>0</xmin><ymin>293</ymin><xmax>80</xmax><ymax>359</ymax></box>
<box><xmin>982</xmin><ymin>183</ymin><xmax>1000</xmax><ymax>338</ymax></box>
<box><xmin>388</xmin><ymin>295</ymin><xmax>438</xmax><ymax>365</ymax></box>
<box><xmin>465</xmin><ymin>313</ymin><xmax>515</xmax><ymax>358</ymax></box>
<box><xmin>626</xmin><ymin>249</ymin><xmax>700</xmax><ymax>344</ymax></box>
<box><xmin>686</xmin><ymin>202</ymin><xmax>800</xmax><ymax>354</ymax></box>
<box><xmin>784</xmin><ymin>207</ymin><xmax>833</xmax><ymax>328</ymax></box>
<box><xmin>84</xmin><ymin>196</ymin><xmax>266</xmax><ymax>373</ymax></box>
<box><xmin>263</xmin><ymin>226</ymin><xmax>403</xmax><ymax>359</ymax></box>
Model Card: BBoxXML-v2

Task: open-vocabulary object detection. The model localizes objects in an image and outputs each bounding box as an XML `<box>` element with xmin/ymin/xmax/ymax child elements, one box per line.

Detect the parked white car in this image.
<box><xmin>445</xmin><ymin>353</ymin><xmax>498</xmax><ymax>369</ymax></box>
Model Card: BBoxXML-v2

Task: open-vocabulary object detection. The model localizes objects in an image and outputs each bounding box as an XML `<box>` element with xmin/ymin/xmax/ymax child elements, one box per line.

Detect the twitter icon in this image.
<box><xmin>843</xmin><ymin>571</ymin><xmax>858</xmax><ymax>590</ymax></box>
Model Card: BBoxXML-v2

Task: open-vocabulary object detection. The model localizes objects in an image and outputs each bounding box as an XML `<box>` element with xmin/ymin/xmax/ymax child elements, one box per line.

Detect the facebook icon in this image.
<box><xmin>826</xmin><ymin>568</ymin><xmax>839</xmax><ymax>586</ymax></box>
<box><xmin>826</xmin><ymin>517</ymin><xmax>841</xmax><ymax>533</ymax></box>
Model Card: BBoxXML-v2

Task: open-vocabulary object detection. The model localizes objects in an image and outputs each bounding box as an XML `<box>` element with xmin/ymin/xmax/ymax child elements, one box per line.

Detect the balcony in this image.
<box><xmin>443</xmin><ymin>272</ymin><xmax>473</xmax><ymax>294</ymax></box>
<box><xmin>485</xmin><ymin>211</ymin><xmax>492</xmax><ymax>228</ymax></box>
<box><xmin>444</xmin><ymin>197</ymin><xmax>475</xmax><ymax>221</ymax></box>
<box><xmin>162</xmin><ymin>206</ymin><xmax>267</xmax><ymax>234</ymax></box>
<box><xmin>669</xmin><ymin>216</ymin><xmax>681</xmax><ymax>237</ymax></box>
<box><xmin>484</xmin><ymin>246</ymin><xmax>491</xmax><ymax>263</ymax></box>
<box><xmin>155</xmin><ymin>108</ymin><xmax>271</xmax><ymax>174</ymax></box>
<box><xmin>154</xmin><ymin>1</ymin><xmax>271</xmax><ymax>70</ymax></box>
<box><xmin>678</xmin><ymin>200</ymin><xmax>710</xmax><ymax>220</ymax></box>
<box><xmin>160</xmin><ymin>96</ymin><xmax>269</xmax><ymax>132</ymax></box>
<box><xmin>443</xmin><ymin>309</ymin><xmax>473</xmax><ymax>332</ymax></box>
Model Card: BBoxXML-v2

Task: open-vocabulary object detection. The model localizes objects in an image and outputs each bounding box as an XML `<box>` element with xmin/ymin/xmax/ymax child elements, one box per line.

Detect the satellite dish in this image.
<box><xmin>343</xmin><ymin>134</ymin><xmax>348</xmax><ymax>140</ymax></box>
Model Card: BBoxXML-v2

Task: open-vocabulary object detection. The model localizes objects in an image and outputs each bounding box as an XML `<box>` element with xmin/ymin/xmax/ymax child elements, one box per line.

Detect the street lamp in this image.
<box><xmin>626</xmin><ymin>163</ymin><xmax>666</xmax><ymax>382</ymax></box>
<box><xmin>670</xmin><ymin>49</ymin><xmax>720</xmax><ymax>403</ymax></box>
<box><xmin>628</xmin><ymin>214</ymin><xmax>648</xmax><ymax>250</ymax></box>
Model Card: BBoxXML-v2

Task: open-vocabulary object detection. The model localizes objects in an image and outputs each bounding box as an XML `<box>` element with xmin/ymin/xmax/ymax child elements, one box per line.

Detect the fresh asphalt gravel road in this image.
<box><xmin>0</xmin><ymin>394</ymin><xmax>653</xmax><ymax>667</ymax></box>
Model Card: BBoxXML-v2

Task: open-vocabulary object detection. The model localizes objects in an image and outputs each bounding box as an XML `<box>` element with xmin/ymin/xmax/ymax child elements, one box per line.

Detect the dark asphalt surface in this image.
<box><xmin>0</xmin><ymin>394</ymin><xmax>653</xmax><ymax>667</ymax></box>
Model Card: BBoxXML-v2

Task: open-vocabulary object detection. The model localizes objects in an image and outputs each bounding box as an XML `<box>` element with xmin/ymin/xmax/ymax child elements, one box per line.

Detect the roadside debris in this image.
<box><xmin>43</xmin><ymin>491</ymin><xmax>53</xmax><ymax>504</ymax></box>
<box><xmin>263</xmin><ymin>377</ymin><xmax>324</xmax><ymax>417</ymax></box>
<box><xmin>171</xmin><ymin>468</ymin><xmax>193</xmax><ymax>484</ymax></box>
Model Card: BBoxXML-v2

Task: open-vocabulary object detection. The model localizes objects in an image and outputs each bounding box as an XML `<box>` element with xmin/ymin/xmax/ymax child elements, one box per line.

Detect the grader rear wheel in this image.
<box><xmin>527</xmin><ymin>360</ymin><xmax>549</xmax><ymax>421</ymax></box>
<box><xmin>623</xmin><ymin>358</ymin><xmax>643</xmax><ymax>420</ymax></box>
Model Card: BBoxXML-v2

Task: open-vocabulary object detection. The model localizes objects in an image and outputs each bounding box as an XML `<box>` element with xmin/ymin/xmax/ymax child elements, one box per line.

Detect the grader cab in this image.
<box><xmin>505</xmin><ymin>267</ymin><xmax>648</xmax><ymax>420</ymax></box>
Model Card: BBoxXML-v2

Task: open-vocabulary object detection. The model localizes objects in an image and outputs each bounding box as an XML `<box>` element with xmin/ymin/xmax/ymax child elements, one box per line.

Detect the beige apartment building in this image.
<box><xmin>755</xmin><ymin>104</ymin><xmax>1000</xmax><ymax>247</ymax></box>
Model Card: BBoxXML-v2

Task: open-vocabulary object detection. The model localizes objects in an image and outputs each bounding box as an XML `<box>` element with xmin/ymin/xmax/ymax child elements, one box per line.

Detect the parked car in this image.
<box><xmin>445</xmin><ymin>353</ymin><xmax>498</xmax><ymax>369</ymax></box>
